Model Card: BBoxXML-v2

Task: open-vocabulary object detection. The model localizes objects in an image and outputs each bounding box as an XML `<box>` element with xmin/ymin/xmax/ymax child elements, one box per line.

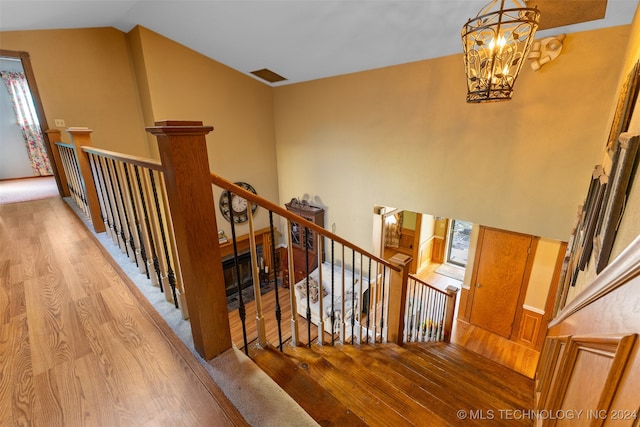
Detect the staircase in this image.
<box><xmin>250</xmin><ymin>341</ymin><xmax>534</xmax><ymax>426</ymax></box>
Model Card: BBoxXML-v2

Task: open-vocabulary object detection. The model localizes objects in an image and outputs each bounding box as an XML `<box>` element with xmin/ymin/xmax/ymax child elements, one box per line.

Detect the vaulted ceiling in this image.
<box><xmin>0</xmin><ymin>0</ymin><xmax>638</xmax><ymax>85</ymax></box>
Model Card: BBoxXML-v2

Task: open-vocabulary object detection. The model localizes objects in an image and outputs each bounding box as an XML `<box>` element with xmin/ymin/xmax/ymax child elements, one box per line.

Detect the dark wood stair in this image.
<box><xmin>249</xmin><ymin>341</ymin><xmax>535</xmax><ymax>426</ymax></box>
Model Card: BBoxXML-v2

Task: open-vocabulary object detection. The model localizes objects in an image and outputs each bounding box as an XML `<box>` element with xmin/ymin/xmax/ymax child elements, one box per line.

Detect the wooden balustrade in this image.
<box><xmin>404</xmin><ymin>274</ymin><xmax>459</xmax><ymax>344</ymax></box>
<box><xmin>210</xmin><ymin>171</ymin><xmax>415</xmax><ymax>348</ymax></box>
<box><xmin>45</xmin><ymin>129</ymin><xmax>70</xmax><ymax>197</ymax></box>
<box><xmin>68</xmin><ymin>128</ymin><xmax>105</xmax><ymax>233</ymax></box>
<box><xmin>146</xmin><ymin>121</ymin><xmax>231</xmax><ymax>360</ymax></box>
<box><xmin>52</xmin><ymin>119</ymin><xmax>458</xmax><ymax>361</ymax></box>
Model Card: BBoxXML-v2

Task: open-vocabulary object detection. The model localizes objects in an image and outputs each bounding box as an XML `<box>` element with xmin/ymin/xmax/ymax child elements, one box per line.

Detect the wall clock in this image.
<box><xmin>219</xmin><ymin>182</ymin><xmax>258</xmax><ymax>224</ymax></box>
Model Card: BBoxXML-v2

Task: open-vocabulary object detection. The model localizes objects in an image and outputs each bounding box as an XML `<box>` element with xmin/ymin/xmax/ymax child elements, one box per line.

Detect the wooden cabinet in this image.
<box><xmin>284</xmin><ymin>198</ymin><xmax>325</xmax><ymax>284</ymax></box>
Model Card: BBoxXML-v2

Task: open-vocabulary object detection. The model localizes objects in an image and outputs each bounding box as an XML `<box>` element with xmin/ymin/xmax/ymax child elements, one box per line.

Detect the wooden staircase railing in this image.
<box><xmin>47</xmin><ymin>120</ymin><xmax>458</xmax><ymax>361</ymax></box>
<box><xmin>405</xmin><ymin>274</ymin><xmax>459</xmax><ymax>343</ymax></box>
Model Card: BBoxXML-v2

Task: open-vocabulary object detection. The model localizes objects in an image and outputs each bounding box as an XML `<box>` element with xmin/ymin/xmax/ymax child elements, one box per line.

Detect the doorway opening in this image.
<box><xmin>374</xmin><ymin>207</ymin><xmax>470</xmax><ymax>285</ymax></box>
<box><xmin>0</xmin><ymin>49</ymin><xmax>60</xmax><ymax>202</ymax></box>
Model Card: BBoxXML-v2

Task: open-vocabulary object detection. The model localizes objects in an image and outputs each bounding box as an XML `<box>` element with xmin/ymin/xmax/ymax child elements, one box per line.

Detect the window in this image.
<box><xmin>447</xmin><ymin>220</ymin><xmax>472</xmax><ymax>267</ymax></box>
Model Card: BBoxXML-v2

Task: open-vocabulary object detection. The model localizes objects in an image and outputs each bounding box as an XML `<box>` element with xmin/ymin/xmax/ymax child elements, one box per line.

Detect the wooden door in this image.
<box><xmin>469</xmin><ymin>227</ymin><xmax>535</xmax><ymax>338</ymax></box>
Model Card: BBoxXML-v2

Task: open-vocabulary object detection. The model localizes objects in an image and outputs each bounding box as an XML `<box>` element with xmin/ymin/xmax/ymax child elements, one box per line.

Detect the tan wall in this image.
<box><xmin>524</xmin><ymin>238</ymin><xmax>562</xmax><ymax>311</ymax></box>
<box><xmin>569</xmin><ymin>5</ymin><xmax>640</xmax><ymax>301</ymax></box>
<box><xmin>130</xmin><ymin>27</ymin><xmax>280</xmax><ymax>237</ymax></box>
<box><xmin>0</xmin><ymin>28</ymin><xmax>148</xmax><ymax>156</ymax></box>
<box><xmin>273</xmin><ymin>26</ymin><xmax>630</xmax><ymax>251</ymax></box>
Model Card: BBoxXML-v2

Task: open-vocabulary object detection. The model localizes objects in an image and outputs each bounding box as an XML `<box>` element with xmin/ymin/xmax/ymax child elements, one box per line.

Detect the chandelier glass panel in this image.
<box><xmin>462</xmin><ymin>0</ymin><xmax>540</xmax><ymax>103</ymax></box>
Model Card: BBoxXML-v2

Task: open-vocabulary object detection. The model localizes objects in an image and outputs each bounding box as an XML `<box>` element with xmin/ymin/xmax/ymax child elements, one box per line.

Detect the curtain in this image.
<box><xmin>384</xmin><ymin>211</ymin><xmax>403</xmax><ymax>248</ymax></box>
<box><xmin>1</xmin><ymin>70</ymin><xmax>52</xmax><ymax>176</ymax></box>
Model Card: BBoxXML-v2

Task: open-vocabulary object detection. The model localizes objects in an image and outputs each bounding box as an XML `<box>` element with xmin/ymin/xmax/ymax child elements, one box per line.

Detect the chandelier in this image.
<box><xmin>462</xmin><ymin>0</ymin><xmax>540</xmax><ymax>103</ymax></box>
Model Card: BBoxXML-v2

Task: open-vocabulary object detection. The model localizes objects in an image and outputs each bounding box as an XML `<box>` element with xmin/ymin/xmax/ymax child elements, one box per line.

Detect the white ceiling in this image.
<box><xmin>1</xmin><ymin>0</ymin><xmax>638</xmax><ymax>85</ymax></box>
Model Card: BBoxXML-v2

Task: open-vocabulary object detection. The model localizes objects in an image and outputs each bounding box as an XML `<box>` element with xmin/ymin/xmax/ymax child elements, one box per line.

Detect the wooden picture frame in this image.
<box><xmin>606</xmin><ymin>61</ymin><xmax>640</xmax><ymax>152</ymax></box>
<box><xmin>577</xmin><ymin>166</ymin><xmax>607</xmax><ymax>271</ymax></box>
<box><xmin>556</xmin><ymin>205</ymin><xmax>581</xmax><ymax>303</ymax></box>
<box><xmin>594</xmin><ymin>133</ymin><xmax>640</xmax><ymax>273</ymax></box>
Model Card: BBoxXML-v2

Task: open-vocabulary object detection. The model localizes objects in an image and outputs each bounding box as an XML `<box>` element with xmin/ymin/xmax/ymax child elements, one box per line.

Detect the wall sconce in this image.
<box><xmin>462</xmin><ymin>0</ymin><xmax>540</xmax><ymax>102</ymax></box>
<box><xmin>528</xmin><ymin>34</ymin><xmax>565</xmax><ymax>71</ymax></box>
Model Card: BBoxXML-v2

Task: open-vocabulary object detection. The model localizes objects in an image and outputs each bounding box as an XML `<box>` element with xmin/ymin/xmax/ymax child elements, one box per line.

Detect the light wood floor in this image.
<box><xmin>0</xmin><ymin>198</ymin><xmax>247</xmax><ymax>426</ymax></box>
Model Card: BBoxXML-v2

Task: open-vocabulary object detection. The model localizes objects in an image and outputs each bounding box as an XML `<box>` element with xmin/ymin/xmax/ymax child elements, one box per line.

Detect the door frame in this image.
<box><xmin>1</xmin><ymin>49</ymin><xmax>61</xmax><ymax>195</ymax></box>
<box><xmin>466</xmin><ymin>226</ymin><xmax>539</xmax><ymax>340</ymax></box>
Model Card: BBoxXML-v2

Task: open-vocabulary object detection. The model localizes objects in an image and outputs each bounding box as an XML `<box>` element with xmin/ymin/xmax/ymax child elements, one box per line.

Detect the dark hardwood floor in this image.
<box><xmin>231</xmin><ymin>261</ymin><xmax>541</xmax><ymax>379</ymax></box>
<box><xmin>250</xmin><ymin>340</ymin><xmax>535</xmax><ymax>426</ymax></box>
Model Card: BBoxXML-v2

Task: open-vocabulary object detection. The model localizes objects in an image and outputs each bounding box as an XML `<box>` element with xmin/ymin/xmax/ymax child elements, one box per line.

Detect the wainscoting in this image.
<box><xmin>516</xmin><ymin>306</ymin><xmax>544</xmax><ymax>348</ymax></box>
<box><xmin>535</xmin><ymin>236</ymin><xmax>640</xmax><ymax>425</ymax></box>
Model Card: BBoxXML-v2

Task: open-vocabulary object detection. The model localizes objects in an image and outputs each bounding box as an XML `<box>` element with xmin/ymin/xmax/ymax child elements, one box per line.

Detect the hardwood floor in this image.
<box><xmin>237</xmin><ymin>259</ymin><xmax>541</xmax><ymax>378</ymax></box>
<box><xmin>451</xmin><ymin>320</ymin><xmax>540</xmax><ymax>378</ymax></box>
<box><xmin>228</xmin><ymin>285</ymin><xmax>334</xmax><ymax>352</ymax></box>
<box><xmin>250</xmin><ymin>341</ymin><xmax>535</xmax><ymax>426</ymax></box>
<box><xmin>414</xmin><ymin>261</ymin><xmax>541</xmax><ymax>378</ymax></box>
<box><xmin>0</xmin><ymin>198</ymin><xmax>247</xmax><ymax>426</ymax></box>
<box><xmin>2</xmin><ymin>197</ymin><xmax>539</xmax><ymax>425</ymax></box>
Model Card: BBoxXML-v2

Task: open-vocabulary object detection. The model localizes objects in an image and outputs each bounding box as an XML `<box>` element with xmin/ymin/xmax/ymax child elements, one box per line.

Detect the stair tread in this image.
<box><xmin>248</xmin><ymin>345</ymin><xmax>366</xmax><ymax>426</ymax></box>
<box><xmin>250</xmin><ymin>341</ymin><xmax>534</xmax><ymax>427</ymax></box>
<box><xmin>284</xmin><ymin>345</ymin><xmax>414</xmax><ymax>426</ymax></box>
<box><xmin>357</xmin><ymin>343</ymin><xmax>532</xmax><ymax>423</ymax></box>
<box><xmin>422</xmin><ymin>341</ymin><xmax>533</xmax><ymax>382</ymax></box>
<box><xmin>313</xmin><ymin>343</ymin><xmax>485</xmax><ymax>426</ymax></box>
<box><xmin>401</xmin><ymin>343</ymin><xmax>534</xmax><ymax>406</ymax></box>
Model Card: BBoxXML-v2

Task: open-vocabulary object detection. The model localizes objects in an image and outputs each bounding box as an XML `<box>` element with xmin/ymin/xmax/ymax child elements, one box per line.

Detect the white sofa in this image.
<box><xmin>293</xmin><ymin>261</ymin><xmax>371</xmax><ymax>335</ymax></box>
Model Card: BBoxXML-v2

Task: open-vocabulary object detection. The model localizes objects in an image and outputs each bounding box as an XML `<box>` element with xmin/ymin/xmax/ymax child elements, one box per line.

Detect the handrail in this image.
<box><xmin>210</xmin><ymin>172</ymin><xmax>400</xmax><ymax>272</ymax></box>
<box><xmin>82</xmin><ymin>146</ymin><xmax>163</xmax><ymax>171</ymax></box>
<box><xmin>408</xmin><ymin>273</ymin><xmax>451</xmax><ymax>296</ymax></box>
<box><xmin>56</xmin><ymin>121</ymin><xmax>414</xmax><ymax>357</ymax></box>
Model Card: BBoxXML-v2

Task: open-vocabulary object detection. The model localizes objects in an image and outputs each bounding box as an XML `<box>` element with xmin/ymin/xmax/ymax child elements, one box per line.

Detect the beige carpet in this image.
<box><xmin>0</xmin><ymin>176</ymin><xmax>59</xmax><ymax>204</ymax></box>
<box><xmin>435</xmin><ymin>263</ymin><xmax>466</xmax><ymax>281</ymax></box>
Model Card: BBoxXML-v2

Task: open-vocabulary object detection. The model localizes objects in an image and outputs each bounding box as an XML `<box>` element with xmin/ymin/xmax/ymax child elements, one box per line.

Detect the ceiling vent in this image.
<box><xmin>250</xmin><ymin>68</ymin><xmax>287</xmax><ymax>84</ymax></box>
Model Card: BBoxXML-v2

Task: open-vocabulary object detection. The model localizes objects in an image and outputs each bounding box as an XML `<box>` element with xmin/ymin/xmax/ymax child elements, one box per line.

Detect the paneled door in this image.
<box><xmin>469</xmin><ymin>227</ymin><xmax>535</xmax><ymax>338</ymax></box>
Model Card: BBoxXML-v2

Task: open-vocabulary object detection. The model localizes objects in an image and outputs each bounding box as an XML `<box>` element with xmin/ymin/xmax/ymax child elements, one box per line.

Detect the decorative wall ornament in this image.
<box><xmin>528</xmin><ymin>34</ymin><xmax>565</xmax><ymax>71</ymax></box>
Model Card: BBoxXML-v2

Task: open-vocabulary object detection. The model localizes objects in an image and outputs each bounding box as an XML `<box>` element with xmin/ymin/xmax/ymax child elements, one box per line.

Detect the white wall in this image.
<box><xmin>0</xmin><ymin>58</ymin><xmax>33</xmax><ymax>179</ymax></box>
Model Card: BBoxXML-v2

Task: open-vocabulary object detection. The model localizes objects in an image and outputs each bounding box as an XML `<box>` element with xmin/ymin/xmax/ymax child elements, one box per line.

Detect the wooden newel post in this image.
<box><xmin>66</xmin><ymin>128</ymin><xmax>105</xmax><ymax>233</ymax></box>
<box><xmin>443</xmin><ymin>285</ymin><xmax>459</xmax><ymax>343</ymax></box>
<box><xmin>146</xmin><ymin>120</ymin><xmax>231</xmax><ymax>360</ymax></box>
<box><xmin>387</xmin><ymin>253</ymin><xmax>412</xmax><ymax>344</ymax></box>
<box><xmin>45</xmin><ymin>129</ymin><xmax>70</xmax><ymax>197</ymax></box>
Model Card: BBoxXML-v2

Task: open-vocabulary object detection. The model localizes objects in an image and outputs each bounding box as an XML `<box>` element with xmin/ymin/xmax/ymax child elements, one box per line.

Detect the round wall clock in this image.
<box><xmin>219</xmin><ymin>182</ymin><xmax>258</xmax><ymax>224</ymax></box>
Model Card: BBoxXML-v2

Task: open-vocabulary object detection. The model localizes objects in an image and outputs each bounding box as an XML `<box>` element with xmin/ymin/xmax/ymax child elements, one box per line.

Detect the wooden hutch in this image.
<box><xmin>283</xmin><ymin>198</ymin><xmax>325</xmax><ymax>284</ymax></box>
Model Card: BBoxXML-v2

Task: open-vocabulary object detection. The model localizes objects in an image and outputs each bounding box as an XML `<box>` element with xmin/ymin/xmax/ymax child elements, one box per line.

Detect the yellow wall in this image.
<box><xmin>273</xmin><ymin>26</ymin><xmax>630</xmax><ymax>251</ymax></box>
<box><xmin>402</xmin><ymin>210</ymin><xmax>416</xmax><ymax>230</ymax></box>
<box><xmin>129</xmin><ymin>27</ymin><xmax>280</xmax><ymax>236</ymax></box>
<box><xmin>0</xmin><ymin>26</ymin><xmax>281</xmax><ymax>237</ymax></box>
<box><xmin>569</xmin><ymin>5</ymin><xmax>640</xmax><ymax>301</ymax></box>
<box><xmin>524</xmin><ymin>238</ymin><xmax>562</xmax><ymax>310</ymax></box>
<box><xmin>0</xmin><ymin>28</ymin><xmax>148</xmax><ymax>155</ymax></box>
<box><xmin>608</xmin><ymin>4</ymin><xmax>640</xmax><ymax>265</ymax></box>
